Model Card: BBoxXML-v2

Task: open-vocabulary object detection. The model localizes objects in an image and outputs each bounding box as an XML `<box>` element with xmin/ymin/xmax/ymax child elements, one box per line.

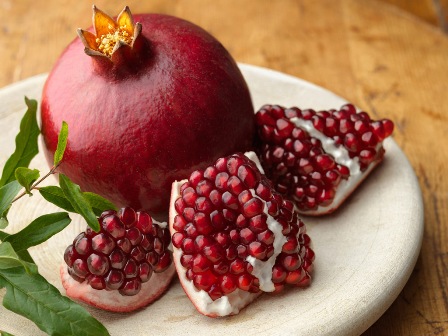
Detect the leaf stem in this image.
<box><xmin>11</xmin><ymin>163</ymin><xmax>61</xmax><ymax>203</ymax></box>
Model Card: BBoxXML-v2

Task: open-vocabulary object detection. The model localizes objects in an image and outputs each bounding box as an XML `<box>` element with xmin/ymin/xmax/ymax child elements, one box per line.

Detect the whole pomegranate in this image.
<box><xmin>41</xmin><ymin>6</ymin><xmax>254</xmax><ymax>218</ymax></box>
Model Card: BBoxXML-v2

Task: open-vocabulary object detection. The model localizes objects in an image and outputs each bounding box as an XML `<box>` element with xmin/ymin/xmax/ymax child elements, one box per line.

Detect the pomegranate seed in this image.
<box><xmin>248</xmin><ymin>214</ymin><xmax>268</xmax><ymax>233</ymax></box>
<box><xmin>105</xmin><ymin>269</ymin><xmax>124</xmax><ymax>290</ymax></box>
<box><xmin>215</xmin><ymin>172</ymin><xmax>229</xmax><ymax>190</ymax></box>
<box><xmin>193</xmin><ymin>212</ymin><xmax>213</xmax><ymax>234</ymax></box>
<box><xmin>126</xmin><ymin>227</ymin><xmax>143</xmax><ymax>246</ymax></box>
<box><xmin>180</xmin><ymin>254</ymin><xmax>193</xmax><ymax>268</ymax></box>
<box><xmin>257</xmin><ymin>230</ymin><xmax>275</xmax><ymax>245</ymax></box>
<box><xmin>222</xmin><ymin>209</ymin><xmax>236</xmax><ymax>222</ymax></box>
<box><xmin>74</xmin><ymin>234</ymin><xmax>91</xmax><ymax>255</ymax></box>
<box><xmin>196</xmin><ymin>180</ymin><xmax>213</xmax><ymax>197</ymax></box>
<box><xmin>239</xmin><ymin>228</ymin><xmax>256</xmax><ymax>244</ymax></box>
<box><xmin>193</xmin><ymin>272</ymin><xmax>217</xmax><ymax>291</ymax></box>
<box><xmin>215</xmin><ymin>157</ymin><xmax>227</xmax><ymax>172</ymax></box>
<box><xmin>123</xmin><ymin>259</ymin><xmax>138</xmax><ymax>278</ymax></box>
<box><xmin>182</xmin><ymin>187</ymin><xmax>198</xmax><ymax>206</ymax></box>
<box><xmin>203</xmin><ymin>244</ymin><xmax>224</xmax><ymax>263</ymax></box>
<box><xmin>382</xmin><ymin>119</ymin><xmax>394</xmax><ymax>137</ymax></box>
<box><xmin>154</xmin><ymin>252</ymin><xmax>172</xmax><ymax>272</ymax></box>
<box><xmin>131</xmin><ymin>246</ymin><xmax>146</xmax><ymax>262</ymax></box>
<box><xmin>64</xmin><ymin>246</ymin><xmax>77</xmax><ymax>267</ymax></box>
<box><xmin>227</xmin><ymin>155</ymin><xmax>245</xmax><ymax>175</ymax></box>
<box><xmin>88</xmin><ymin>275</ymin><xmax>106</xmax><ymax>290</ymax></box>
<box><xmin>139</xmin><ymin>262</ymin><xmax>153</xmax><ymax>282</ymax></box>
<box><xmin>109</xmin><ymin>249</ymin><xmax>126</xmax><ymax>268</ymax></box>
<box><xmin>214</xmin><ymin>262</ymin><xmax>229</xmax><ymax>274</ymax></box>
<box><xmin>92</xmin><ymin>233</ymin><xmax>115</xmax><ymax>254</ymax></box>
<box><xmin>72</xmin><ymin>259</ymin><xmax>89</xmax><ymax>278</ymax></box>
<box><xmin>312</xmin><ymin>115</ymin><xmax>325</xmax><ymax>132</ymax></box>
<box><xmin>136</xmin><ymin>212</ymin><xmax>153</xmax><ymax>234</ymax></box>
<box><xmin>238</xmin><ymin>189</ymin><xmax>252</xmax><ymax>205</ymax></box>
<box><xmin>230</xmin><ymin>259</ymin><xmax>245</xmax><ymax>274</ymax></box>
<box><xmin>120</xmin><ymin>279</ymin><xmax>142</xmax><ymax>296</ymax></box>
<box><xmin>242</xmin><ymin>197</ymin><xmax>264</xmax><ymax>217</ymax></box>
<box><xmin>276</xmin><ymin>118</ymin><xmax>294</xmax><ymax>137</ymax></box>
<box><xmin>120</xmin><ymin>207</ymin><xmax>136</xmax><ymax>227</ymax></box>
<box><xmin>117</xmin><ymin>238</ymin><xmax>132</xmax><ymax>254</ymax></box>
<box><xmin>222</xmin><ymin>192</ymin><xmax>239</xmax><ymax>210</ymax></box>
<box><xmin>281</xmin><ymin>254</ymin><xmax>301</xmax><ymax>271</ymax></box>
<box><xmin>189</xmin><ymin>170</ymin><xmax>203</xmax><ymax>187</ymax></box>
<box><xmin>227</xmin><ymin>176</ymin><xmax>244</xmax><ymax>195</ymax></box>
<box><xmin>285</xmin><ymin>269</ymin><xmax>304</xmax><ymax>285</ymax></box>
<box><xmin>204</xmin><ymin>166</ymin><xmax>218</xmax><ymax>181</ymax></box>
<box><xmin>209</xmin><ymin>189</ymin><xmax>222</xmax><ymax>207</ymax></box>
<box><xmin>237</xmin><ymin>274</ymin><xmax>253</xmax><ymax>291</ymax></box>
<box><xmin>272</xmin><ymin>265</ymin><xmax>287</xmax><ymax>283</ymax></box>
<box><xmin>238</xmin><ymin>165</ymin><xmax>258</xmax><ymax>188</ymax></box>
<box><xmin>220</xmin><ymin>275</ymin><xmax>237</xmax><ymax>293</ymax></box>
<box><xmin>102</xmin><ymin>215</ymin><xmax>126</xmax><ymax>239</ymax></box>
<box><xmin>248</xmin><ymin>241</ymin><xmax>267</xmax><ymax>260</ymax></box>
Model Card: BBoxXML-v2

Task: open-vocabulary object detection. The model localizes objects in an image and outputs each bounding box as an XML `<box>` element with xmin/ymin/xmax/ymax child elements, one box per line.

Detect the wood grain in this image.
<box><xmin>0</xmin><ymin>1</ymin><xmax>447</xmax><ymax>335</ymax></box>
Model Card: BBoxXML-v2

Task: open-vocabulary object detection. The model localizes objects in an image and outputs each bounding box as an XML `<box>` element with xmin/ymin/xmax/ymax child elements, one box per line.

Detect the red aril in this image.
<box><xmin>169</xmin><ymin>152</ymin><xmax>314</xmax><ymax>317</ymax></box>
<box><xmin>41</xmin><ymin>6</ymin><xmax>254</xmax><ymax>219</ymax></box>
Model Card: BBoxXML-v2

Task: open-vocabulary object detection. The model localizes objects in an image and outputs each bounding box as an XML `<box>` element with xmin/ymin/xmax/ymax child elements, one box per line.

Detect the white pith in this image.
<box><xmin>289</xmin><ymin>117</ymin><xmax>381</xmax><ymax>215</ymax></box>
<box><xmin>60</xmin><ymin>262</ymin><xmax>176</xmax><ymax>312</ymax></box>
<box><xmin>246</xmin><ymin>189</ymin><xmax>287</xmax><ymax>292</ymax></box>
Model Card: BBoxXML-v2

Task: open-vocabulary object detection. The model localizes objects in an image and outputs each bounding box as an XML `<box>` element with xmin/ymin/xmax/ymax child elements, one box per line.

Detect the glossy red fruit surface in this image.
<box><xmin>255</xmin><ymin>104</ymin><xmax>394</xmax><ymax>214</ymax></box>
<box><xmin>169</xmin><ymin>153</ymin><xmax>314</xmax><ymax>317</ymax></box>
<box><xmin>61</xmin><ymin>207</ymin><xmax>175</xmax><ymax>312</ymax></box>
<box><xmin>41</xmin><ymin>7</ymin><xmax>254</xmax><ymax>218</ymax></box>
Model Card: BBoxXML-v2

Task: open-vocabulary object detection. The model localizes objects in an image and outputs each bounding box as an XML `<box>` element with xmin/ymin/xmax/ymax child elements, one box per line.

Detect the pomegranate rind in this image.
<box><xmin>169</xmin><ymin>180</ymin><xmax>261</xmax><ymax>317</ymax></box>
<box><xmin>60</xmin><ymin>263</ymin><xmax>175</xmax><ymax>312</ymax></box>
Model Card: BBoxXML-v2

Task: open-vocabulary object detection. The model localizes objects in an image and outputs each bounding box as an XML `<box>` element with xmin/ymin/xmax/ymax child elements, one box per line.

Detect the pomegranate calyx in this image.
<box><xmin>77</xmin><ymin>5</ymin><xmax>144</xmax><ymax>61</ymax></box>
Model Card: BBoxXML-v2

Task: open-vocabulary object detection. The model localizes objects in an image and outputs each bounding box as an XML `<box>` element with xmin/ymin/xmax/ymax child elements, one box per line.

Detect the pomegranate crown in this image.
<box><xmin>77</xmin><ymin>5</ymin><xmax>143</xmax><ymax>62</ymax></box>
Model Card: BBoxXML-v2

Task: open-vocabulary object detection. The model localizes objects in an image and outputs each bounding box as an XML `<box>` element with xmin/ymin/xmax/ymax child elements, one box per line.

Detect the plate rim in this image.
<box><xmin>0</xmin><ymin>64</ymin><xmax>424</xmax><ymax>336</ymax></box>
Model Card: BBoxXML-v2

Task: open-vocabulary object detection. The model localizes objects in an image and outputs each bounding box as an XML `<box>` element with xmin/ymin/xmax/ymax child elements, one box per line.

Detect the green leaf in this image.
<box><xmin>0</xmin><ymin>242</ymin><xmax>36</xmax><ymax>273</ymax></box>
<box><xmin>4</xmin><ymin>212</ymin><xmax>71</xmax><ymax>252</ymax></box>
<box><xmin>14</xmin><ymin>167</ymin><xmax>40</xmax><ymax>195</ymax></box>
<box><xmin>39</xmin><ymin>186</ymin><xmax>76</xmax><ymax>212</ymax></box>
<box><xmin>0</xmin><ymin>98</ymin><xmax>40</xmax><ymax>188</ymax></box>
<box><xmin>0</xmin><ymin>267</ymin><xmax>109</xmax><ymax>336</ymax></box>
<box><xmin>0</xmin><ymin>218</ymin><xmax>8</xmax><ymax>230</ymax></box>
<box><xmin>83</xmin><ymin>192</ymin><xmax>117</xmax><ymax>216</ymax></box>
<box><xmin>59</xmin><ymin>174</ymin><xmax>99</xmax><ymax>232</ymax></box>
<box><xmin>0</xmin><ymin>330</ymin><xmax>15</xmax><ymax>336</ymax></box>
<box><xmin>0</xmin><ymin>231</ymin><xmax>8</xmax><ymax>241</ymax></box>
<box><xmin>0</xmin><ymin>232</ymin><xmax>34</xmax><ymax>263</ymax></box>
<box><xmin>0</xmin><ymin>181</ymin><xmax>22</xmax><ymax>224</ymax></box>
<box><xmin>54</xmin><ymin>121</ymin><xmax>68</xmax><ymax>166</ymax></box>
<box><xmin>16</xmin><ymin>250</ymin><xmax>35</xmax><ymax>264</ymax></box>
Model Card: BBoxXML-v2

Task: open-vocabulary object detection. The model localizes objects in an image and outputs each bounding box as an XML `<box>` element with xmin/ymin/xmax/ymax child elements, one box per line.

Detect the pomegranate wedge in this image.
<box><xmin>169</xmin><ymin>153</ymin><xmax>314</xmax><ymax>317</ymax></box>
<box><xmin>255</xmin><ymin>104</ymin><xmax>394</xmax><ymax>215</ymax></box>
<box><xmin>61</xmin><ymin>207</ymin><xmax>175</xmax><ymax>312</ymax></box>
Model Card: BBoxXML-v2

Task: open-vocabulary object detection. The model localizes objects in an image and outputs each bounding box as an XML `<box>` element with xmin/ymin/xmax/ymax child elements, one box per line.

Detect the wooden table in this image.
<box><xmin>0</xmin><ymin>1</ymin><xmax>447</xmax><ymax>335</ymax></box>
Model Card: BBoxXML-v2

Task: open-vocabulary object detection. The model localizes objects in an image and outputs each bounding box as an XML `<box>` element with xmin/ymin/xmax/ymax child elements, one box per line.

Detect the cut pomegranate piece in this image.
<box><xmin>255</xmin><ymin>104</ymin><xmax>394</xmax><ymax>215</ymax></box>
<box><xmin>61</xmin><ymin>207</ymin><xmax>175</xmax><ymax>312</ymax></box>
<box><xmin>169</xmin><ymin>153</ymin><xmax>314</xmax><ymax>317</ymax></box>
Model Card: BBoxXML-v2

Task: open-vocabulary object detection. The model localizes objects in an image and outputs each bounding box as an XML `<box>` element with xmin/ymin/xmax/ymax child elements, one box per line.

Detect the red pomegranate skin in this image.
<box><xmin>41</xmin><ymin>14</ymin><xmax>255</xmax><ymax>218</ymax></box>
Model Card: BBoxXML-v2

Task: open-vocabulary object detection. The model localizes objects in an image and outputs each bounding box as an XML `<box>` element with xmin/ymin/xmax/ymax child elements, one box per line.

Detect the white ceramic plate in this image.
<box><xmin>0</xmin><ymin>65</ymin><xmax>423</xmax><ymax>336</ymax></box>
